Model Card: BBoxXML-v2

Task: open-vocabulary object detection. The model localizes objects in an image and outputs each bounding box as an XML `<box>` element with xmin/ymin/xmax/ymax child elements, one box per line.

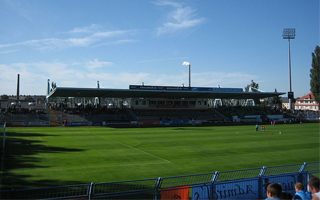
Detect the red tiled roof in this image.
<box><xmin>297</xmin><ymin>92</ymin><xmax>315</xmax><ymax>100</ymax></box>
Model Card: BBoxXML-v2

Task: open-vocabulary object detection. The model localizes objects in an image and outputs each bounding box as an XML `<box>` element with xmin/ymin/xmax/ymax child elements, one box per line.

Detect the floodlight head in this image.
<box><xmin>182</xmin><ymin>61</ymin><xmax>190</xmax><ymax>66</ymax></box>
<box><xmin>282</xmin><ymin>28</ymin><xmax>295</xmax><ymax>39</ymax></box>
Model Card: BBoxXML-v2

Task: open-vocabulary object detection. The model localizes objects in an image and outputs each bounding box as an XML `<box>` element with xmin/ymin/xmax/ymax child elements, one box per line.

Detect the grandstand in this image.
<box><xmin>44</xmin><ymin>84</ymin><xmax>286</xmax><ymax>126</ymax></box>
<box><xmin>4</xmin><ymin>83</ymin><xmax>317</xmax><ymax>127</ymax></box>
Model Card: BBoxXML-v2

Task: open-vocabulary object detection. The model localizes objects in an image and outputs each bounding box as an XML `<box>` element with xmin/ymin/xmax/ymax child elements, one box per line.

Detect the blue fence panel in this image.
<box><xmin>213</xmin><ymin>178</ymin><xmax>259</xmax><ymax>200</ymax></box>
<box><xmin>191</xmin><ymin>183</ymin><xmax>213</xmax><ymax>200</ymax></box>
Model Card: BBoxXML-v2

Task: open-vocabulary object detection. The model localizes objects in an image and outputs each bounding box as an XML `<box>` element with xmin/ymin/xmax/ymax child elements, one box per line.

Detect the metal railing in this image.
<box><xmin>0</xmin><ymin>184</ymin><xmax>89</xmax><ymax>200</ymax></box>
<box><xmin>159</xmin><ymin>172</ymin><xmax>213</xmax><ymax>189</ymax></box>
<box><xmin>0</xmin><ymin>161</ymin><xmax>319</xmax><ymax>199</ymax></box>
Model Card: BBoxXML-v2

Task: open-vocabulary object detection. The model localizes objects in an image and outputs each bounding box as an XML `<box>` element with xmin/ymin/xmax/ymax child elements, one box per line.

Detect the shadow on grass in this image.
<box><xmin>0</xmin><ymin>131</ymin><xmax>84</xmax><ymax>190</ymax></box>
<box><xmin>0</xmin><ymin>132</ymin><xmax>157</xmax><ymax>199</ymax></box>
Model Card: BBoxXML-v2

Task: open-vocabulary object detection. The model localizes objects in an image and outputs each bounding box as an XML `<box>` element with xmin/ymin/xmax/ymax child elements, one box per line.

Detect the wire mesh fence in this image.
<box><xmin>264</xmin><ymin>163</ymin><xmax>303</xmax><ymax>176</ymax></box>
<box><xmin>92</xmin><ymin>178</ymin><xmax>157</xmax><ymax>199</ymax></box>
<box><xmin>305</xmin><ymin>162</ymin><xmax>320</xmax><ymax>173</ymax></box>
<box><xmin>0</xmin><ymin>184</ymin><xmax>90</xmax><ymax>199</ymax></box>
<box><xmin>160</xmin><ymin>173</ymin><xmax>213</xmax><ymax>189</ymax></box>
<box><xmin>216</xmin><ymin>167</ymin><xmax>261</xmax><ymax>182</ymax></box>
<box><xmin>0</xmin><ymin>161</ymin><xmax>319</xmax><ymax>200</ymax></box>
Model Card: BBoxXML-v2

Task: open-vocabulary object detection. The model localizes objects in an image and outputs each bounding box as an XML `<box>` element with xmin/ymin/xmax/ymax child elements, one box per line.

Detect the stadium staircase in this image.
<box><xmin>49</xmin><ymin>110</ymin><xmax>62</xmax><ymax>126</ymax></box>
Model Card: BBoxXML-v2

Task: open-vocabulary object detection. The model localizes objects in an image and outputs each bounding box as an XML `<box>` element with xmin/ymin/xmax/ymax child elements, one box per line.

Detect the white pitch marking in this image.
<box><xmin>117</xmin><ymin>142</ymin><xmax>171</xmax><ymax>164</ymax></box>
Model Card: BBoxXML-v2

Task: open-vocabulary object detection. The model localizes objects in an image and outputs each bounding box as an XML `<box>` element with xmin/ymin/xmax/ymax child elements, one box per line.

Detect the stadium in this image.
<box><xmin>0</xmin><ymin>1</ymin><xmax>319</xmax><ymax>199</ymax></box>
<box><xmin>0</xmin><ymin>77</ymin><xmax>319</xmax><ymax>199</ymax></box>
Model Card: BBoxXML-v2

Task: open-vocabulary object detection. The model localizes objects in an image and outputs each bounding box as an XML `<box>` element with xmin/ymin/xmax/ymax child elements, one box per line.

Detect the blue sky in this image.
<box><xmin>0</xmin><ymin>0</ymin><xmax>319</xmax><ymax>97</ymax></box>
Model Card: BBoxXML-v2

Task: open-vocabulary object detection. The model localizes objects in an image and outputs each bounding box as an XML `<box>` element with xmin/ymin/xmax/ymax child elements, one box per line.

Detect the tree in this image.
<box><xmin>245</xmin><ymin>80</ymin><xmax>259</xmax><ymax>92</ymax></box>
<box><xmin>0</xmin><ymin>95</ymin><xmax>9</xmax><ymax>100</ymax></box>
<box><xmin>310</xmin><ymin>45</ymin><xmax>320</xmax><ymax>103</ymax></box>
<box><xmin>271</xmin><ymin>95</ymin><xmax>282</xmax><ymax>109</ymax></box>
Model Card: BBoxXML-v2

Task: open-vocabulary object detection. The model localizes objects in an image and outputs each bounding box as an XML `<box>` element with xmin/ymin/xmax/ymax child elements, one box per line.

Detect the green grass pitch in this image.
<box><xmin>1</xmin><ymin>123</ymin><xmax>319</xmax><ymax>189</ymax></box>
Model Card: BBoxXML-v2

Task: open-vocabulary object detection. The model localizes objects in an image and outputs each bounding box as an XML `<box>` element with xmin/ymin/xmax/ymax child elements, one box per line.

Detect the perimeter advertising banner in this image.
<box><xmin>191</xmin><ymin>184</ymin><xmax>213</xmax><ymax>200</ymax></box>
<box><xmin>162</xmin><ymin>173</ymin><xmax>307</xmax><ymax>200</ymax></box>
<box><xmin>161</xmin><ymin>186</ymin><xmax>190</xmax><ymax>200</ymax></box>
<box><xmin>213</xmin><ymin>178</ymin><xmax>259</xmax><ymax>200</ymax></box>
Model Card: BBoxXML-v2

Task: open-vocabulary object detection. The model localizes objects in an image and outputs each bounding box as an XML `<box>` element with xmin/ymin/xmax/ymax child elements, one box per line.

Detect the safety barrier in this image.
<box><xmin>0</xmin><ymin>161</ymin><xmax>319</xmax><ymax>199</ymax></box>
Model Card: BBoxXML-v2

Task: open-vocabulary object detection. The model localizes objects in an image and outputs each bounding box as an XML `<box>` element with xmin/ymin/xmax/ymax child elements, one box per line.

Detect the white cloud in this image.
<box><xmin>0</xmin><ymin>60</ymin><xmax>258</xmax><ymax>95</ymax></box>
<box><xmin>129</xmin><ymin>71</ymin><xmax>257</xmax><ymax>89</ymax></box>
<box><xmin>86</xmin><ymin>59</ymin><xmax>113</xmax><ymax>69</ymax></box>
<box><xmin>138</xmin><ymin>56</ymin><xmax>189</xmax><ymax>64</ymax></box>
<box><xmin>155</xmin><ymin>0</ymin><xmax>205</xmax><ymax>35</ymax></box>
<box><xmin>92</xmin><ymin>39</ymin><xmax>138</xmax><ymax>48</ymax></box>
<box><xmin>0</xmin><ymin>28</ymin><xmax>136</xmax><ymax>51</ymax></box>
<box><xmin>86</xmin><ymin>72</ymin><xmax>150</xmax><ymax>87</ymax></box>
<box><xmin>111</xmin><ymin>39</ymin><xmax>138</xmax><ymax>45</ymax></box>
<box><xmin>0</xmin><ymin>60</ymin><xmax>146</xmax><ymax>94</ymax></box>
<box><xmin>191</xmin><ymin>72</ymin><xmax>258</xmax><ymax>88</ymax></box>
<box><xmin>0</xmin><ymin>49</ymin><xmax>19</xmax><ymax>54</ymax></box>
<box><xmin>69</xmin><ymin>24</ymin><xmax>102</xmax><ymax>33</ymax></box>
<box><xmin>154</xmin><ymin>0</ymin><xmax>181</xmax><ymax>8</ymax></box>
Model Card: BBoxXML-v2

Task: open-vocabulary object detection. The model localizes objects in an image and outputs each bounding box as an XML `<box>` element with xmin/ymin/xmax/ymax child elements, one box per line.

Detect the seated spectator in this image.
<box><xmin>279</xmin><ymin>191</ymin><xmax>293</xmax><ymax>200</ymax></box>
<box><xmin>293</xmin><ymin>182</ymin><xmax>311</xmax><ymax>200</ymax></box>
<box><xmin>308</xmin><ymin>176</ymin><xmax>320</xmax><ymax>200</ymax></box>
<box><xmin>266</xmin><ymin>183</ymin><xmax>282</xmax><ymax>200</ymax></box>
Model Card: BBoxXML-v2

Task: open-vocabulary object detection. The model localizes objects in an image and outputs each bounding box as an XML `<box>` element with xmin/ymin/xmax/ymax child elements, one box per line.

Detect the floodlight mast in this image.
<box><xmin>188</xmin><ymin>64</ymin><xmax>191</xmax><ymax>88</ymax></box>
<box><xmin>282</xmin><ymin>28</ymin><xmax>295</xmax><ymax>110</ymax></box>
<box><xmin>182</xmin><ymin>61</ymin><xmax>191</xmax><ymax>88</ymax></box>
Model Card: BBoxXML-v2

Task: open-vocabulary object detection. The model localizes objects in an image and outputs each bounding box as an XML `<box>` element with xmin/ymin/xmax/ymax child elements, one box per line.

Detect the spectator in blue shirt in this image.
<box><xmin>293</xmin><ymin>182</ymin><xmax>311</xmax><ymax>200</ymax></box>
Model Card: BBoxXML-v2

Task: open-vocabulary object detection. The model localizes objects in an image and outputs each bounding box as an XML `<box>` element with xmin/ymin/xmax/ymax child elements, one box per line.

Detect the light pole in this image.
<box><xmin>182</xmin><ymin>61</ymin><xmax>191</xmax><ymax>88</ymax></box>
<box><xmin>282</xmin><ymin>28</ymin><xmax>295</xmax><ymax>110</ymax></box>
<box><xmin>47</xmin><ymin>79</ymin><xmax>50</xmax><ymax>95</ymax></box>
